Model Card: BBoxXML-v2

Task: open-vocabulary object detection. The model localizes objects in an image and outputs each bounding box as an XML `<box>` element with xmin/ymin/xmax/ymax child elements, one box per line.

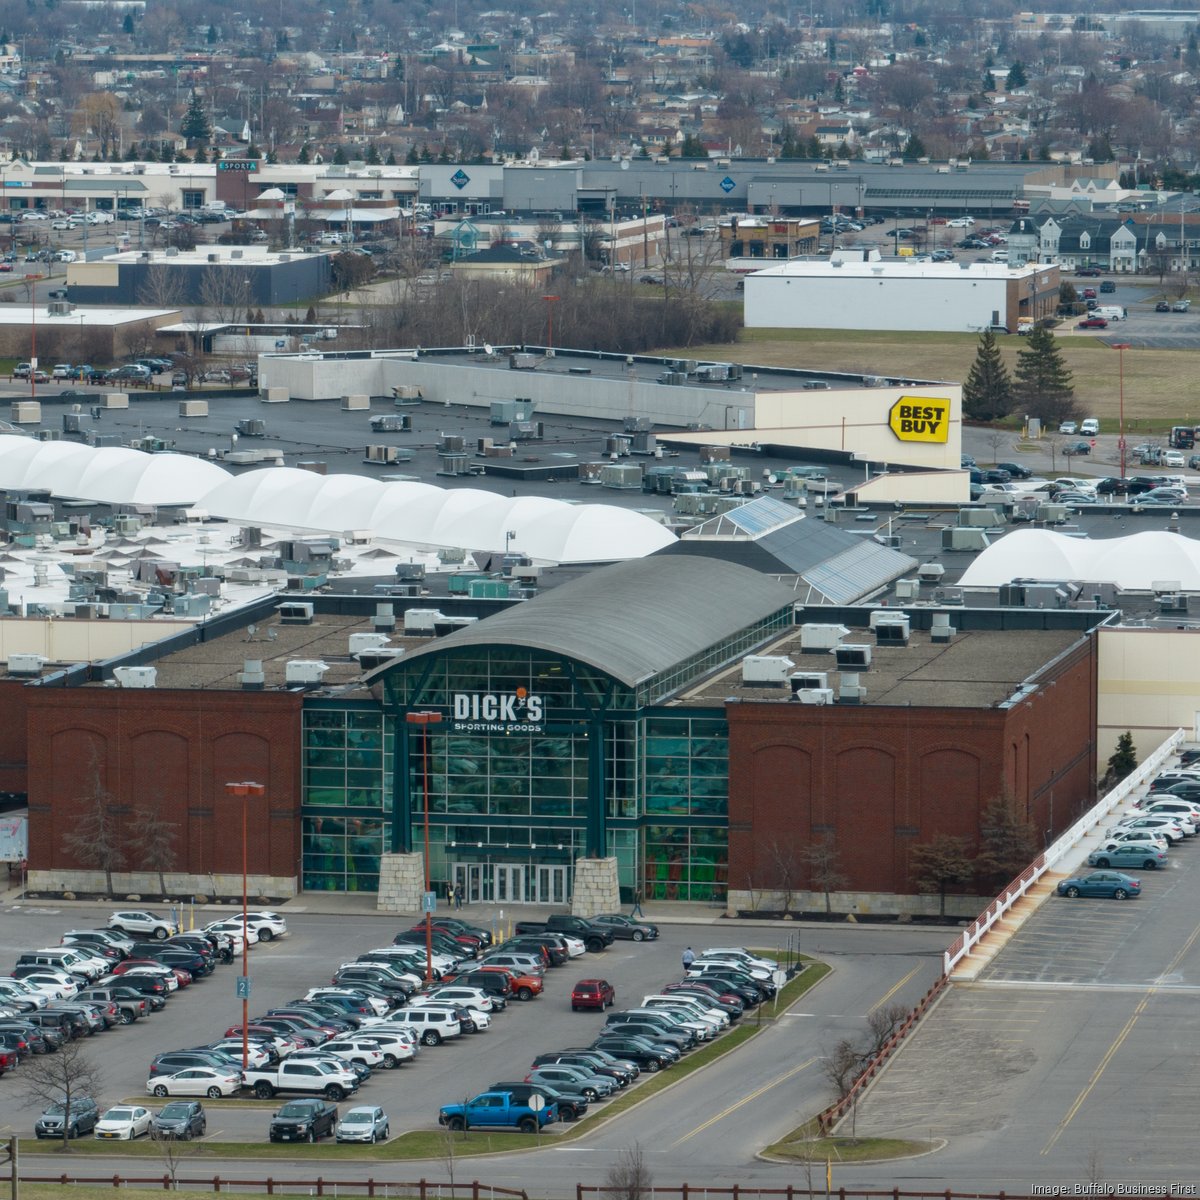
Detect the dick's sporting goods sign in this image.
<box><xmin>451</xmin><ymin>689</ymin><xmax>545</xmax><ymax>733</ymax></box>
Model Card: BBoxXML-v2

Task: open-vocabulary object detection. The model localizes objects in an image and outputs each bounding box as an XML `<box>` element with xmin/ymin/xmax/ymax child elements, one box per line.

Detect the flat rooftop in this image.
<box><xmin>94</xmin><ymin>247</ymin><xmax>325</xmax><ymax>267</ymax></box>
<box><xmin>0</xmin><ymin>305</ymin><xmax>177</xmax><ymax>327</ymax></box>
<box><xmin>748</xmin><ymin>260</ymin><xmax>1050</xmax><ymax>281</ymax></box>
<box><xmin>680</xmin><ymin>624</ymin><xmax>1084</xmax><ymax>709</ymax></box>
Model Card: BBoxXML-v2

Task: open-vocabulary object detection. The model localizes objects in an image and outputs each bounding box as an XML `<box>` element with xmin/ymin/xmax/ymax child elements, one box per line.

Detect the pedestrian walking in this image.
<box><xmin>682</xmin><ymin>946</ymin><xmax>696</xmax><ymax>970</ymax></box>
<box><xmin>630</xmin><ymin>888</ymin><xmax>645</xmax><ymax>918</ymax></box>
<box><xmin>454</xmin><ymin>885</ymin><xmax>463</xmax><ymax>910</ymax></box>
<box><xmin>446</xmin><ymin>883</ymin><xmax>456</xmax><ymax>908</ymax></box>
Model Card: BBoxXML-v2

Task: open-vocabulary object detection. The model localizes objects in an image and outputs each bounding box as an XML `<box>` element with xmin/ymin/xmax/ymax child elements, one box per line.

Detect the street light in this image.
<box><xmin>541</xmin><ymin>295</ymin><xmax>559</xmax><ymax>352</ymax></box>
<box><xmin>405</xmin><ymin>711</ymin><xmax>442</xmax><ymax>985</ymax></box>
<box><xmin>224</xmin><ymin>780</ymin><xmax>265</xmax><ymax>1071</ymax></box>
<box><xmin>1111</xmin><ymin>342</ymin><xmax>1131</xmax><ymax>478</ymax></box>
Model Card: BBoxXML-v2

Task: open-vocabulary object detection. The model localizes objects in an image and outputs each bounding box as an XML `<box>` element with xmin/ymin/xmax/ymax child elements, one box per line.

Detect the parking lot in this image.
<box><xmin>0</xmin><ymin>903</ymin><xmax>792</xmax><ymax>1145</ymax></box>
<box><xmin>851</xmin><ymin>762</ymin><xmax>1200</xmax><ymax>1182</ymax></box>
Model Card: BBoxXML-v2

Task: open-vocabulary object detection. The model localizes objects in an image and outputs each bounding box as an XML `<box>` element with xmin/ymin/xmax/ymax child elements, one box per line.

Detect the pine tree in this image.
<box><xmin>1105</xmin><ymin>732</ymin><xmax>1137</xmax><ymax>784</ymax></box>
<box><xmin>365</xmin><ymin>143</ymin><xmax>381</xmax><ymax>165</ymax></box>
<box><xmin>404</xmin><ymin>144</ymin><xmax>419</xmax><ymax>164</ymax></box>
<box><xmin>1006</xmin><ymin>60</ymin><xmax>1028</xmax><ymax>90</ymax></box>
<box><xmin>679</xmin><ymin>133</ymin><xmax>706</xmax><ymax>158</ymax></box>
<box><xmin>1014</xmin><ymin>325</ymin><xmax>1076</xmax><ymax>425</ymax></box>
<box><xmin>385</xmin><ymin>148</ymin><xmax>397</xmax><ymax>166</ymax></box>
<box><xmin>297</xmin><ymin>144</ymin><xmax>310</xmax><ymax>164</ymax></box>
<box><xmin>180</xmin><ymin>90</ymin><xmax>211</xmax><ymax>147</ymax></box>
<box><xmin>332</xmin><ymin>145</ymin><xmax>347</xmax><ymax>165</ymax></box>
<box><xmin>901</xmin><ymin>133</ymin><xmax>927</xmax><ymax>160</ymax></box>
<box><xmin>963</xmin><ymin>329</ymin><xmax>1014</xmax><ymax>422</ymax></box>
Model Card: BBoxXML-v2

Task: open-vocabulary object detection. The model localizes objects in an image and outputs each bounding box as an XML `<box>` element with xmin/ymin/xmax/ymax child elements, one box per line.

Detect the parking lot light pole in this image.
<box><xmin>225</xmin><ymin>780</ymin><xmax>265</xmax><ymax>1070</ymax></box>
<box><xmin>405</xmin><ymin>712</ymin><xmax>442</xmax><ymax>984</ymax></box>
<box><xmin>1111</xmin><ymin>342</ymin><xmax>1131</xmax><ymax>478</ymax></box>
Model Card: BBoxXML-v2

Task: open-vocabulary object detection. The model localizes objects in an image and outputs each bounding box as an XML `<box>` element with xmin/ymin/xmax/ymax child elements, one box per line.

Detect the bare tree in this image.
<box><xmin>152</xmin><ymin>1126</ymin><xmax>202</xmax><ymax>1189</ymax></box>
<box><xmin>198</xmin><ymin>270</ymin><xmax>254</xmax><ymax>325</ymax></box>
<box><xmin>138</xmin><ymin>263</ymin><xmax>188</xmax><ymax>310</ymax></box>
<box><xmin>20</xmin><ymin>1038</ymin><xmax>101</xmax><ymax>1152</ymax></box>
<box><xmin>764</xmin><ymin>837</ymin><xmax>801</xmax><ymax>916</ymax></box>
<box><xmin>605</xmin><ymin>1142</ymin><xmax>652</xmax><ymax>1200</ymax></box>
<box><xmin>801</xmin><ymin>832</ymin><xmax>847</xmax><ymax>915</ymax></box>
<box><xmin>821</xmin><ymin>1037</ymin><xmax>864</xmax><ymax>1138</ymax></box>
<box><xmin>865</xmin><ymin>1002</ymin><xmax>909</xmax><ymax>1058</ymax></box>
<box><xmin>61</xmin><ymin>778</ymin><xmax>124</xmax><ymax>897</ymax></box>
<box><xmin>127</xmin><ymin>806</ymin><xmax>180</xmax><ymax>899</ymax></box>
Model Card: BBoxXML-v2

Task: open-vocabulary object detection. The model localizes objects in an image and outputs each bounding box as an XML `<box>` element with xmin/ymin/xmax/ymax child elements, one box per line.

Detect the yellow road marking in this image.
<box><xmin>1041</xmin><ymin>920</ymin><xmax>1200</xmax><ymax>1155</ymax></box>
<box><xmin>867</xmin><ymin>967</ymin><xmax>920</xmax><ymax>1014</ymax></box>
<box><xmin>671</xmin><ymin>1057</ymin><xmax>818</xmax><ymax>1148</ymax></box>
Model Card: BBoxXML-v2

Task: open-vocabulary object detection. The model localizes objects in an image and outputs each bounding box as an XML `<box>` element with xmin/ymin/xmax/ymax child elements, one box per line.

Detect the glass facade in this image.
<box><xmin>297</xmin><ymin>600</ymin><xmax>789</xmax><ymax>901</ymax></box>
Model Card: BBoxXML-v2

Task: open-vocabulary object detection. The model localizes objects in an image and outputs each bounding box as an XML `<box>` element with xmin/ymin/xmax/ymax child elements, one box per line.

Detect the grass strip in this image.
<box><xmin>764</xmin><ymin>1118</ymin><xmax>934</xmax><ymax>1164</ymax></box>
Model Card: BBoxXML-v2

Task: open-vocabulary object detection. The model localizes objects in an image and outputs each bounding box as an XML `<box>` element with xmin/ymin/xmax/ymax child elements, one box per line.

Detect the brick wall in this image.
<box><xmin>726</xmin><ymin>635</ymin><xmax>1098</xmax><ymax>903</ymax></box>
<box><xmin>26</xmin><ymin>687</ymin><xmax>303</xmax><ymax>888</ymax></box>
<box><xmin>0</xmin><ymin>679</ymin><xmax>29</xmax><ymax>797</ymax></box>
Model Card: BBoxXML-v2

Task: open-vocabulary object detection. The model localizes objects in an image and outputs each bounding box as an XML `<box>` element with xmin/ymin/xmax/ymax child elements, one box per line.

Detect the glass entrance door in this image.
<box><xmin>494</xmin><ymin>865</ymin><xmax>525</xmax><ymax>903</ymax></box>
<box><xmin>533</xmin><ymin>865</ymin><xmax>568</xmax><ymax>905</ymax></box>
<box><xmin>453</xmin><ymin>863</ymin><xmax>484</xmax><ymax>903</ymax></box>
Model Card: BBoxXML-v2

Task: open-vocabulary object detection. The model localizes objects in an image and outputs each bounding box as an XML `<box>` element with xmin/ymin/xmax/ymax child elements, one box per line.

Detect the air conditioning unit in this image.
<box><xmin>1159</xmin><ymin>594</ymin><xmax>1187</xmax><ymax>613</ymax></box>
<box><xmin>834</xmin><ymin>644</ymin><xmax>872</xmax><ymax>669</ymax></box>
<box><xmin>285</xmin><ymin>659</ymin><xmax>329</xmax><ymax>686</ymax></box>
<box><xmin>742</xmin><ymin>655</ymin><xmax>795</xmax><ymax>684</ymax></box>
<box><xmin>941</xmin><ymin>527</ymin><xmax>990</xmax><ymax>551</ymax></box>
<box><xmin>874</xmin><ymin>616</ymin><xmax>910</xmax><ymax>646</ymax></box>
<box><xmin>790</xmin><ymin>671</ymin><xmax>829</xmax><ymax>693</ymax></box>
<box><xmin>113</xmin><ymin>666</ymin><xmax>157</xmax><ymax>688</ymax></box>
<box><xmin>930</xmin><ymin>612</ymin><xmax>956</xmax><ymax>643</ymax></box>
<box><xmin>796</xmin><ymin>687</ymin><xmax>835</xmax><ymax>705</ymax></box>
<box><xmin>838</xmin><ymin>673</ymin><xmax>866</xmax><ymax>704</ymax></box>
<box><xmin>917</xmin><ymin>562</ymin><xmax>945</xmax><ymax>583</ymax></box>
<box><xmin>349</xmin><ymin>632</ymin><xmax>390</xmax><ymax>655</ymax></box>
<box><xmin>239</xmin><ymin>659</ymin><xmax>265</xmax><ymax>690</ymax></box>
<box><xmin>277</xmin><ymin>601</ymin><xmax>314</xmax><ymax>624</ymax></box>
<box><xmin>7</xmin><ymin>653</ymin><xmax>47</xmax><ymax>677</ymax></box>
<box><xmin>894</xmin><ymin>579</ymin><xmax>920</xmax><ymax>600</ymax></box>
<box><xmin>800</xmin><ymin>623</ymin><xmax>849</xmax><ymax>653</ymax></box>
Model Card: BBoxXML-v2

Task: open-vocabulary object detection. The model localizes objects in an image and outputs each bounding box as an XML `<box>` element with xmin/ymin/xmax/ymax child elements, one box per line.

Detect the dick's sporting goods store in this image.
<box><xmin>310</xmin><ymin>557</ymin><xmax>797</xmax><ymax>906</ymax></box>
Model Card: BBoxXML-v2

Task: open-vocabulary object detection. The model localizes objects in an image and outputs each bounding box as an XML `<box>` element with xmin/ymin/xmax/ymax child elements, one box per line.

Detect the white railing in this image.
<box><xmin>944</xmin><ymin>728</ymin><xmax>1186</xmax><ymax>975</ymax></box>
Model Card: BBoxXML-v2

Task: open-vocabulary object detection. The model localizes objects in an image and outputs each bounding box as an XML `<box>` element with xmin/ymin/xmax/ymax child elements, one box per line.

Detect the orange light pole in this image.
<box><xmin>225</xmin><ymin>780</ymin><xmax>265</xmax><ymax>1070</ymax></box>
<box><xmin>27</xmin><ymin>274</ymin><xmax>42</xmax><ymax>400</ymax></box>
<box><xmin>405</xmin><ymin>712</ymin><xmax>442</xmax><ymax>985</ymax></box>
<box><xmin>542</xmin><ymin>295</ymin><xmax>559</xmax><ymax>352</ymax></box>
<box><xmin>1112</xmin><ymin>342</ymin><xmax>1131</xmax><ymax>479</ymax></box>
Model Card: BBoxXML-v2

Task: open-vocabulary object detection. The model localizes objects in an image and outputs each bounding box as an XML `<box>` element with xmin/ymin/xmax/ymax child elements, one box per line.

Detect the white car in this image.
<box><xmin>0</xmin><ymin>979</ymin><xmax>48</xmax><ymax>1008</ymax></box>
<box><xmin>1058</xmin><ymin>421</ymin><xmax>1078</xmax><ymax>435</ymax></box>
<box><xmin>336</xmin><ymin>1105</ymin><xmax>390</xmax><ymax>1144</ymax></box>
<box><xmin>947</xmin><ymin>217</ymin><xmax>975</xmax><ymax>228</ymax></box>
<box><xmin>1100</xmin><ymin>831</ymin><xmax>1169</xmax><ymax>853</ymax></box>
<box><xmin>108</xmin><ymin>910</ymin><xmax>178</xmax><ymax>940</ymax></box>
<box><xmin>94</xmin><ymin>1105</ymin><xmax>153</xmax><ymax>1140</ymax></box>
<box><xmin>243</xmin><ymin>911</ymin><xmax>288</xmax><ymax>941</ymax></box>
<box><xmin>560</xmin><ymin>935</ymin><xmax>587</xmax><ymax>958</ymax></box>
<box><xmin>148</xmin><ymin>1067</ymin><xmax>242</xmax><ymax>1098</ymax></box>
<box><xmin>320</xmin><ymin>1038</ymin><xmax>385</xmax><ymax>1069</ymax></box>
<box><xmin>412</xmin><ymin>986</ymin><xmax>494</xmax><ymax>1013</ymax></box>
<box><xmin>304</xmin><ymin>987</ymin><xmax>388</xmax><ymax>1017</ymax></box>
<box><xmin>12</xmin><ymin>970</ymin><xmax>78</xmax><ymax>998</ymax></box>
<box><xmin>120</xmin><ymin>965</ymin><xmax>179</xmax><ymax>991</ymax></box>
<box><xmin>20</xmin><ymin>211</ymin><xmax>48</xmax><ymax>221</ymax></box>
<box><xmin>207</xmin><ymin>1039</ymin><xmax>273</xmax><ymax>1068</ymax></box>
<box><xmin>205</xmin><ymin>919</ymin><xmax>259</xmax><ymax>945</ymax></box>
<box><xmin>1111</xmin><ymin>815</ymin><xmax>1188</xmax><ymax>842</ymax></box>
<box><xmin>700</xmin><ymin>947</ymin><xmax>779</xmax><ymax>972</ymax></box>
<box><xmin>356</xmin><ymin>1030</ymin><xmax>417</xmax><ymax>1067</ymax></box>
<box><xmin>691</xmin><ymin>955</ymin><xmax>773</xmax><ymax>982</ymax></box>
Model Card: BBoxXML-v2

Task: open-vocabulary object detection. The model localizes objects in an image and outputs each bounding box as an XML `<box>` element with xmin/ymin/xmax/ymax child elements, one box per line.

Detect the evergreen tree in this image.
<box><xmin>981</xmin><ymin>69</ymin><xmax>993</xmax><ymax>93</ymax></box>
<box><xmin>1086</xmin><ymin>134</ymin><xmax>1113</xmax><ymax>162</ymax></box>
<box><xmin>122</xmin><ymin>12</ymin><xmax>134</xmax><ymax>34</ymax></box>
<box><xmin>1006</xmin><ymin>60</ymin><xmax>1028</xmax><ymax>89</ymax></box>
<box><xmin>365</xmin><ymin>143</ymin><xmax>381</xmax><ymax>165</ymax></box>
<box><xmin>805</xmin><ymin>134</ymin><xmax>822</xmax><ymax>159</ymax></box>
<box><xmin>419</xmin><ymin>143</ymin><xmax>434</xmax><ymax>163</ymax></box>
<box><xmin>246</xmin><ymin>143</ymin><xmax>262</xmax><ymax>159</ymax></box>
<box><xmin>266</xmin><ymin>147</ymin><xmax>278</xmax><ymax>164</ymax></box>
<box><xmin>332</xmin><ymin>145</ymin><xmax>347</xmax><ymax>164</ymax></box>
<box><xmin>206</xmin><ymin>24</ymin><xmax>217</xmax><ymax>45</ymax></box>
<box><xmin>385</xmin><ymin>148</ymin><xmax>397</xmax><ymax>166</ymax></box>
<box><xmin>297</xmin><ymin>144</ymin><xmax>310</xmax><ymax>164</ymax></box>
<box><xmin>404</xmin><ymin>144</ymin><xmax>419</xmax><ymax>164</ymax></box>
<box><xmin>971</xmin><ymin>141</ymin><xmax>990</xmax><ymax>160</ymax></box>
<box><xmin>1105</xmin><ymin>732</ymin><xmax>1137</xmax><ymax>784</ymax></box>
<box><xmin>963</xmin><ymin>329</ymin><xmax>1014</xmax><ymax>422</ymax></box>
<box><xmin>1014</xmin><ymin>325</ymin><xmax>1076</xmax><ymax>424</ymax></box>
<box><xmin>1187</xmin><ymin>32</ymin><xmax>1200</xmax><ymax>73</ymax></box>
<box><xmin>901</xmin><ymin>133</ymin><xmax>927</xmax><ymax>160</ymax></box>
<box><xmin>679</xmin><ymin>133</ymin><xmax>706</xmax><ymax>158</ymax></box>
<box><xmin>180</xmin><ymin>90</ymin><xmax>211</xmax><ymax>147</ymax></box>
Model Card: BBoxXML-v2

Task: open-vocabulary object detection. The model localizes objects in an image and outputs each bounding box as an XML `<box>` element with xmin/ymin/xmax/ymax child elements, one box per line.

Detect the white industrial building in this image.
<box><xmin>743</xmin><ymin>257</ymin><xmax>1061</xmax><ymax>334</ymax></box>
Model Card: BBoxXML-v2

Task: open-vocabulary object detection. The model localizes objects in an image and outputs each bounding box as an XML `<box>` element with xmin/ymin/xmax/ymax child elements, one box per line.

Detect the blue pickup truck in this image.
<box><xmin>438</xmin><ymin>1090</ymin><xmax>557</xmax><ymax>1133</ymax></box>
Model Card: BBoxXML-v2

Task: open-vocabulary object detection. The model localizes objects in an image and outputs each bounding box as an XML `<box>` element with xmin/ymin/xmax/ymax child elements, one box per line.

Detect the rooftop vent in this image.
<box><xmin>7</xmin><ymin>653</ymin><xmax>47</xmax><ymax>677</ymax></box>
<box><xmin>800</xmin><ymin>623</ymin><xmax>848</xmax><ymax>653</ymax></box>
<box><xmin>285</xmin><ymin>659</ymin><xmax>329</xmax><ymax>687</ymax></box>
<box><xmin>113</xmin><ymin>665</ymin><xmax>157</xmax><ymax>688</ymax></box>
<box><xmin>239</xmin><ymin>659</ymin><xmax>265</xmax><ymax>690</ymax></box>
<box><xmin>742</xmin><ymin>655</ymin><xmax>795</xmax><ymax>685</ymax></box>
<box><xmin>930</xmin><ymin>612</ymin><xmax>956</xmax><ymax>643</ymax></box>
<box><xmin>277</xmin><ymin>601</ymin><xmax>313</xmax><ymax>625</ymax></box>
<box><xmin>834</xmin><ymin>644</ymin><xmax>872</xmax><ymax>669</ymax></box>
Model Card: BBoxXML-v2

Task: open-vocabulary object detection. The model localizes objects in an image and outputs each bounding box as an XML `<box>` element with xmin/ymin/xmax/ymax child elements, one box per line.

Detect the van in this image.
<box><xmin>1080</xmin><ymin>418</ymin><xmax>1100</xmax><ymax>436</ymax></box>
<box><xmin>1093</xmin><ymin>305</ymin><xmax>1125</xmax><ymax>321</ymax></box>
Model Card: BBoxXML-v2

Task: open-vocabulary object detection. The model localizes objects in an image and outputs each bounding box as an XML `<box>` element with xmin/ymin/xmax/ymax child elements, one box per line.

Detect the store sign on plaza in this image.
<box><xmin>451</xmin><ymin>688</ymin><xmax>545</xmax><ymax>733</ymax></box>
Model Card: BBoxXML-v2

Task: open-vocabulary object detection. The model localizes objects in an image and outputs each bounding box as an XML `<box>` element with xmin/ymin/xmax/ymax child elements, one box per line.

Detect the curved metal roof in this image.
<box><xmin>386</xmin><ymin>556</ymin><xmax>798</xmax><ymax>689</ymax></box>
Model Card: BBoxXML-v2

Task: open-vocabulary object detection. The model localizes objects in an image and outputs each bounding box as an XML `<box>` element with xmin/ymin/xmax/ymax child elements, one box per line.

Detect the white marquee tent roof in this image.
<box><xmin>0</xmin><ymin>437</ymin><xmax>674</xmax><ymax>564</ymax></box>
<box><xmin>959</xmin><ymin>528</ymin><xmax>1200</xmax><ymax>591</ymax></box>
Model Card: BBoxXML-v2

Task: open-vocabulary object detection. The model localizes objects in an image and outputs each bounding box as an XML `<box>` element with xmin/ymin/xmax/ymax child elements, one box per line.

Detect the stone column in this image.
<box><xmin>570</xmin><ymin>856</ymin><xmax>619</xmax><ymax>917</ymax></box>
<box><xmin>376</xmin><ymin>851</ymin><xmax>426</xmax><ymax>913</ymax></box>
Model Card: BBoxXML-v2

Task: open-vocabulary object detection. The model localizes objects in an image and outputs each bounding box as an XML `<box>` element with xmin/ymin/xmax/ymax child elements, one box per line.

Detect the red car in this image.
<box><xmin>571</xmin><ymin>978</ymin><xmax>615</xmax><ymax>1011</ymax></box>
<box><xmin>1077</xmin><ymin>316</ymin><xmax>1108</xmax><ymax>329</ymax></box>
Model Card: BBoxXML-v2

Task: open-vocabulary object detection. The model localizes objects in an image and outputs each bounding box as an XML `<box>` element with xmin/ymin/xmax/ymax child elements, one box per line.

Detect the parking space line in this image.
<box><xmin>669</xmin><ymin>1056</ymin><xmax>818</xmax><ymax>1148</ymax></box>
<box><xmin>1040</xmin><ymin>919</ymin><xmax>1200</xmax><ymax>1156</ymax></box>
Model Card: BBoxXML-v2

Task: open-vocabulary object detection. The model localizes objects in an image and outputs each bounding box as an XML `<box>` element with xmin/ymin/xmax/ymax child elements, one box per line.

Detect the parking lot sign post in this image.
<box><xmin>236</xmin><ymin>975</ymin><xmax>251</xmax><ymax>999</ymax></box>
<box><xmin>422</xmin><ymin>890</ymin><xmax>436</xmax><ymax>913</ymax></box>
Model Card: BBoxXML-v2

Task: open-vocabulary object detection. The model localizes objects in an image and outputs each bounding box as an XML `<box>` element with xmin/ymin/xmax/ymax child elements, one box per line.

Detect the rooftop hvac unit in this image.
<box><xmin>800</xmin><ymin>623</ymin><xmax>849</xmax><ymax>653</ymax></box>
<box><xmin>930</xmin><ymin>612</ymin><xmax>956</xmax><ymax>643</ymax></box>
<box><xmin>404</xmin><ymin>608</ymin><xmax>444</xmax><ymax>634</ymax></box>
<box><xmin>285</xmin><ymin>659</ymin><xmax>329</xmax><ymax>686</ymax></box>
<box><xmin>959</xmin><ymin>507</ymin><xmax>1005</xmax><ymax>528</ymax></box>
<box><xmin>373</xmin><ymin>603</ymin><xmax>396</xmax><ymax>632</ymax></box>
<box><xmin>894</xmin><ymin>578</ymin><xmax>920</xmax><ymax>600</ymax></box>
<box><xmin>834</xmin><ymin>644</ymin><xmax>872</xmax><ymax>669</ymax></box>
<box><xmin>838</xmin><ymin>672</ymin><xmax>866</xmax><ymax>704</ymax></box>
<box><xmin>741</xmin><ymin>655</ymin><xmax>795</xmax><ymax>684</ymax></box>
<box><xmin>874</xmin><ymin>616</ymin><xmax>910</xmax><ymax>645</ymax></box>
<box><xmin>790</xmin><ymin>671</ymin><xmax>828</xmax><ymax>693</ymax></box>
<box><xmin>1038</xmin><ymin>504</ymin><xmax>1068</xmax><ymax>525</ymax></box>
<box><xmin>277</xmin><ymin>601</ymin><xmax>314</xmax><ymax>624</ymax></box>
<box><xmin>1159</xmin><ymin>594</ymin><xmax>1187</xmax><ymax>614</ymax></box>
<box><xmin>239</xmin><ymin>659</ymin><xmax>265</xmax><ymax>690</ymax></box>
<box><xmin>7</xmin><ymin>653</ymin><xmax>47</xmax><ymax>677</ymax></box>
<box><xmin>349</xmin><ymin>632</ymin><xmax>390</xmax><ymax>655</ymax></box>
<box><xmin>941</xmin><ymin>527</ymin><xmax>990</xmax><ymax>551</ymax></box>
<box><xmin>999</xmin><ymin>584</ymin><xmax>1026</xmax><ymax>607</ymax></box>
<box><xmin>796</xmin><ymin>687</ymin><xmax>834</xmax><ymax>705</ymax></box>
<box><xmin>917</xmin><ymin>562</ymin><xmax>945</xmax><ymax>583</ymax></box>
<box><xmin>357</xmin><ymin>648</ymin><xmax>403</xmax><ymax>671</ymax></box>
<box><xmin>113</xmin><ymin>666</ymin><xmax>157</xmax><ymax>688</ymax></box>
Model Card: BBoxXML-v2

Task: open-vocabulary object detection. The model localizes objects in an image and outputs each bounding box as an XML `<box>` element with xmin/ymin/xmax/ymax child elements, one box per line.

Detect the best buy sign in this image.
<box><xmin>888</xmin><ymin>396</ymin><xmax>950</xmax><ymax>443</ymax></box>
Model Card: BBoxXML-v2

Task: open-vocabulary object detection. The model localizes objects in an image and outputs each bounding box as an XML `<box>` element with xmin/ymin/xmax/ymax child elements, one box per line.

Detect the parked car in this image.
<box><xmin>1058</xmin><ymin>421</ymin><xmax>1078</xmax><ymax>435</ymax></box>
<box><xmin>1088</xmin><ymin>843</ymin><xmax>1168</xmax><ymax>870</ymax></box>
<box><xmin>996</xmin><ymin>462</ymin><xmax>1032</xmax><ymax>479</ymax></box>
<box><xmin>269</xmin><ymin>1097</ymin><xmax>338</xmax><ymax>1142</ymax></box>
<box><xmin>108</xmin><ymin>910</ymin><xmax>178</xmax><ymax>939</ymax></box>
<box><xmin>150</xmin><ymin>1100</ymin><xmax>207</xmax><ymax>1140</ymax></box>
<box><xmin>94</xmin><ymin>1105</ymin><xmax>153</xmax><ymax>1140</ymax></box>
<box><xmin>1055</xmin><ymin>871</ymin><xmax>1141</xmax><ymax>899</ymax></box>
<box><xmin>571</xmin><ymin>979</ymin><xmax>616</xmax><ymax>1011</ymax></box>
<box><xmin>1062</xmin><ymin>441</ymin><xmax>1091</xmax><ymax>456</ymax></box>
<box><xmin>335</xmin><ymin>1104</ymin><xmax>390</xmax><ymax>1143</ymax></box>
<box><xmin>1156</xmin><ymin>301</ymin><xmax>1171</xmax><ymax>312</ymax></box>
<box><xmin>148</xmin><ymin>1066</ymin><xmax>244</xmax><ymax>1099</ymax></box>
<box><xmin>1172</xmin><ymin>298</ymin><xmax>1191</xmax><ymax>312</ymax></box>
<box><xmin>36</xmin><ymin>1097</ymin><xmax>100</xmax><ymax>1138</ymax></box>
<box><xmin>1099</xmin><ymin>280</ymin><xmax>1116</xmax><ymax>293</ymax></box>
<box><xmin>1076</xmin><ymin>316</ymin><xmax>1108</xmax><ymax>329</ymax></box>
<box><xmin>1094</xmin><ymin>477</ymin><xmax>1130</xmax><ymax>496</ymax></box>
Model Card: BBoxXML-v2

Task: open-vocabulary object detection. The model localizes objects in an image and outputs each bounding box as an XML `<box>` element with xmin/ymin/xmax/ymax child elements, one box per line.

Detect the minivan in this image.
<box><xmin>1079</xmin><ymin>418</ymin><xmax>1100</xmax><ymax>437</ymax></box>
<box><xmin>368</xmin><ymin>1007</ymin><xmax>460</xmax><ymax>1046</ymax></box>
<box><xmin>1093</xmin><ymin>305</ymin><xmax>1125</xmax><ymax>322</ymax></box>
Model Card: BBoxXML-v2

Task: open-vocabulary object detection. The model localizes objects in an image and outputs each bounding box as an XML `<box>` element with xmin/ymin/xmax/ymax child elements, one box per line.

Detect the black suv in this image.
<box><xmin>269</xmin><ymin>1098</ymin><xmax>338</xmax><ymax>1143</ymax></box>
<box><xmin>151</xmin><ymin>1100</ymin><xmax>207</xmax><ymax>1140</ymax></box>
<box><xmin>489</xmin><ymin>1080</ymin><xmax>588</xmax><ymax>1122</ymax></box>
<box><xmin>35</xmin><ymin>1096</ymin><xmax>100</xmax><ymax>1138</ymax></box>
<box><xmin>150</xmin><ymin>1049</ymin><xmax>238</xmax><ymax>1077</ymax></box>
